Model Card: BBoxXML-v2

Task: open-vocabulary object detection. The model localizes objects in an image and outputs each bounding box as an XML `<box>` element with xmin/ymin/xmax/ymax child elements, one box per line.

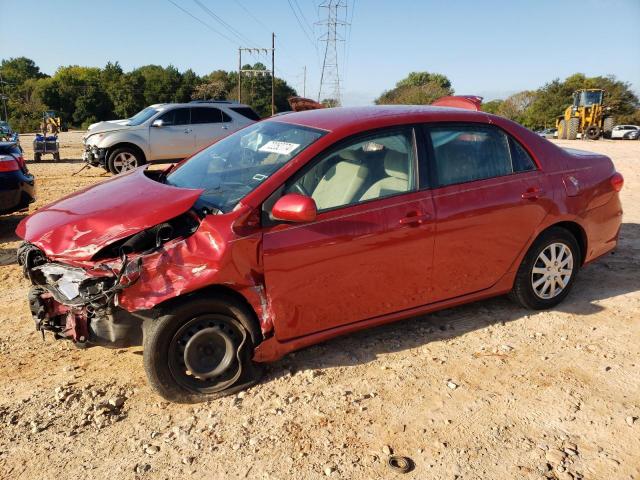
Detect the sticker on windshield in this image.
<box><xmin>258</xmin><ymin>140</ymin><xmax>300</xmax><ymax>155</ymax></box>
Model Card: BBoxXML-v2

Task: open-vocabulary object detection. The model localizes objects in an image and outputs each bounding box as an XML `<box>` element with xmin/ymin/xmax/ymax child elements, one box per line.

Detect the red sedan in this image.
<box><xmin>16</xmin><ymin>106</ymin><xmax>624</xmax><ymax>402</ymax></box>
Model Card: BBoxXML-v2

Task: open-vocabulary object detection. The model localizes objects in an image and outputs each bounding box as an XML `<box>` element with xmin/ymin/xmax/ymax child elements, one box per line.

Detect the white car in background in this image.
<box><xmin>83</xmin><ymin>101</ymin><xmax>261</xmax><ymax>174</ymax></box>
<box><xmin>610</xmin><ymin>124</ymin><xmax>639</xmax><ymax>139</ymax></box>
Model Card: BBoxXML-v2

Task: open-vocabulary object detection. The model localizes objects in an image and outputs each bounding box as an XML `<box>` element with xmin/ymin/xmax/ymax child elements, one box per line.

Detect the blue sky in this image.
<box><xmin>1</xmin><ymin>0</ymin><xmax>638</xmax><ymax>105</ymax></box>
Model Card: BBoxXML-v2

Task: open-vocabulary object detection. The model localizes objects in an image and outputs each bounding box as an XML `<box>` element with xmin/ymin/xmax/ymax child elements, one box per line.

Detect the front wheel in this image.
<box><xmin>107</xmin><ymin>147</ymin><xmax>144</xmax><ymax>174</ymax></box>
<box><xmin>143</xmin><ymin>296</ymin><xmax>263</xmax><ymax>403</ymax></box>
<box><xmin>509</xmin><ymin>227</ymin><xmax>580</xmax><ymax>310</ymax></box>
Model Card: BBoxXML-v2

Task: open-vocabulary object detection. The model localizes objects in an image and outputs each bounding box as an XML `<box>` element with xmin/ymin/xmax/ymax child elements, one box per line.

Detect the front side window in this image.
<box><xmin>286</xmin><ymin>129</ymin><xmax>416</xmax><ymax>212</ymax></box>
<box><xmin>159</xmin><ymin>108</ymin><xmax>190</xmax><ymax>126</ymax></box>
<box><xmin>166</xmin><ymin>121</ymin><xmax>325</xmax><ymax>213</ymax></box>
<box><xmin>428</xmin><ymin>125</ymin><xmax>531</xmax><ymax>187</ymax></box>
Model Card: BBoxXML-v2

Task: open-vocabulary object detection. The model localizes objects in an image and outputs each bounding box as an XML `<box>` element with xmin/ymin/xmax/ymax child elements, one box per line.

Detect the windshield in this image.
<box><xmin>579</xmin><ymin>91</ymin><xmax>603</xmax><ymax>106</ymax></box>
<box><xmin>127</xmin><ymin>106</ymin><xmax>161</xmax><ymax>126</ymax></box>
<box><xmin>166</xmin><ymin>121</ymin><xmax>326</xmax><ymax>213</ymax></box>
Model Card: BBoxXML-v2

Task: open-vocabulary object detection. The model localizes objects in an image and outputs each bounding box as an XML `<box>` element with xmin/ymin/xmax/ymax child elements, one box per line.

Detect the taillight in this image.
<box><xmin>610</xmin><ymin>172</ymin><xmax>624</xmax><ymax>192</ymax></box>
<box><xmin>0</xmin><ymin>154</ymin><xmax>20</xmax><ymax>172</ymax></box>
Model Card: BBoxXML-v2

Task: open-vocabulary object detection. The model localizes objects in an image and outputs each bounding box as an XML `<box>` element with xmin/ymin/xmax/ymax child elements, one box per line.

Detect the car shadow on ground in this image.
<box><xmin>0</xmin><ymin>213</ymin><xmax>26</xmax><ymax>265</ymax></box>
<box><xmin>261</xmin><ymin>222</ymin><xmax>640</xmax><ymax>383</ymax></box>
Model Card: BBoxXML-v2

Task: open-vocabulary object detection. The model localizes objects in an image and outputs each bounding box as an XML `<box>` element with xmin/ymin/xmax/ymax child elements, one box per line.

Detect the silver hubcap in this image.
<box><xmin>531</xmin><ymin>242</ymin><xmax>574</xmax><ymax>299</ymax></box>
<box><xmin>113</xmin><ymin>152</ymin><xmax>137</xmax><ymax>172</ymax></box>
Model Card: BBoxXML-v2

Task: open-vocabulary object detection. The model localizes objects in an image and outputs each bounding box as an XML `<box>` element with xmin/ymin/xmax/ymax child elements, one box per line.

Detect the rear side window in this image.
<box><xmin>159</xmin><ymin>108</ymin><xmax>190</xmax><ymax>126</ymax></box>
<box><xmin>230</xmin><ymin>107</ymin><xmax>261</xmax><ymax>121</ymax></box>
<box><xmin>509</xmin><ymin>138</ymin><xmax>536</xmax><ymax>172</ymax></box>
<box><xmin>427</xmin><ymin>125</ymin><xmax>513</xmax><ymax>187</ymax></box>
<box><xmin>191</xmin><ymin>107</ymin><xmax>223</xmax><ymax>124</ymax></box>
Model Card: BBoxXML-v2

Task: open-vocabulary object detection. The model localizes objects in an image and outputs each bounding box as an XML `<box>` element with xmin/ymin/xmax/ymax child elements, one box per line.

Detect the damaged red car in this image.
<box><xmin>16</xmin><ymin>106</ymin><xmax>623</xmax><ymax>402</ymax></box>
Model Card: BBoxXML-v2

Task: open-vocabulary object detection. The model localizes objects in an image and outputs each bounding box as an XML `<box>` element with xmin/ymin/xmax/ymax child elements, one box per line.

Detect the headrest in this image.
<box><xmin>384</xmin><ymin>151</ymin><xmax>409</xmax><ymax>180</ymax></box>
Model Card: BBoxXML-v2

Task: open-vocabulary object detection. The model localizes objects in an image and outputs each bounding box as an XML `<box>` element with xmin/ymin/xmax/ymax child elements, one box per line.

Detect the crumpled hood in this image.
<box><xmin>16</xmin><ymin>168</ymin><xmax>203</xmax><ymax>261</ymax></box>
<box><xmin>84</xmin><ymin>120</ymin><xmax>132</xmax><ymax>139</ymax></box>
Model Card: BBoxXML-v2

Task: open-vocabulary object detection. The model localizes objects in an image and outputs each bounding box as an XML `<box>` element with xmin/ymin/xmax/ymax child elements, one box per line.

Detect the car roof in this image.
<box><xmin>0</xmin><ymin>141</ymin><xmax>19</xmax><ymax>150</ymax></box>
<box><xmin>152</xmin><ymin>101</ymin><xmax>254</xmax><ymax>110</ymax></box>
<box><xmin>271</xmin><ymin>105</ymin><xmax>492</xmax><ymax>133</ymax></box>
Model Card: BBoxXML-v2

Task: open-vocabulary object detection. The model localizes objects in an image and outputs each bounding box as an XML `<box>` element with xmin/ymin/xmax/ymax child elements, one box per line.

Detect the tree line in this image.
<box><xmin>0</xmin><ymin>57</ymin><xmax>296</xmax><ymax>131</ymax></box>
<box><xmin>2</xmin><ymin>56</ymin><xmax>639</xmax><ymax>132</ymax></box>
<box><xmin>375</xmin><ymin>71</ymin><xmax>640</xmax><ymax>129</ymax></box>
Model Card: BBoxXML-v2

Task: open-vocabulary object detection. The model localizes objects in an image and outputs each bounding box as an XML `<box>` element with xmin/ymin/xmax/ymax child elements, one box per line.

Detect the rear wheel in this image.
<box><xmin>557</xmin><ymin>120</ymin><xmax>567</xmax><ymax>139</ymax></box>
<box><xmin>567</xmin><ymin>118</ymin><xmax>579</xmax><ymax>140</ymax></box>
<box><xmin>34</xmin><ymin>153</ymin><xmax>41</xmax><ymax>162</ymax></box>
<box><xmin>143</xmin><ymin>296</ymin><xmax>263</xmax><ymax>403</ymax></box>
<box><xmin>107</xmin><ymin>147</ymin><xmax>144</xmax><ymax>174</ymax></box>
<box><xmin>509</xmin><ymin>227</ymin><xmax>580</xmax><ymax>310</ymax></box>
<box><xmin>603</xmin><ymin>116</ymin><xmax>614</xmax><ymax>138</ymax></box>
<box><xmin>53</xmin><ymin>152</ymin><xmax>61</xmax><ymax>162</ymax></box>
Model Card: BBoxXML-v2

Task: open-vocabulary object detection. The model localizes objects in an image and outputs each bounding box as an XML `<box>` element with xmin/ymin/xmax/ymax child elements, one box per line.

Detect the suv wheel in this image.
<box><xmin>107</xmin><ymin>147</ymin><xmax>143</xmax><ymax>174</ymax></box>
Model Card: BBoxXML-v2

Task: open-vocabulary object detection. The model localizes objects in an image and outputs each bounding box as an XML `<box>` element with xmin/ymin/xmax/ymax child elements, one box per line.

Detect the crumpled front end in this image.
<box><xmin>18</xmin><ymin>242</ymin><xmax>145</xmax><ymax>347</ymax></box>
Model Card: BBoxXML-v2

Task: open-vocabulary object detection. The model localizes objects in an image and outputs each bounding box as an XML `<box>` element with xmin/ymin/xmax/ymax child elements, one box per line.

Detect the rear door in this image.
<box><xmin>191</xmin><ymin>107</ymin><xmax>232</xmax><ymax>150</ymax></box>
<box><xmin>262</xmin><ymin>127</ymin><xmax>436</xmax><ymax>340</ymax></box>
<box><xmin>149</xmin><ymin>107</ymin><xmax>194</xmax><ymax>159</ymax></box>
<box><xmin>424</xmin><ymin>123</ymin><xmax>549</xmax><ymax>302</ymax></box>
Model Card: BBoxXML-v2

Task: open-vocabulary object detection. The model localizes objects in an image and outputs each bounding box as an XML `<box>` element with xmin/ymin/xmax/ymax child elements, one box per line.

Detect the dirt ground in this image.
<box><xmin>0</xmin><ymin>132</ymin><xmax>638</xmax><ymax>480</ymax></box>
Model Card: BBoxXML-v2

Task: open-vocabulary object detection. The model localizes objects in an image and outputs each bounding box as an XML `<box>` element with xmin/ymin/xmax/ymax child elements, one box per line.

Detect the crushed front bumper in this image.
<box><xmin>82</xmin><ymin>145</ymin><xmax>107</xmax><ymax>167</ymax></box>
<box><xmin>19</xmin><ymin>243</ymin><xmax>146</xmax><ymax>348</ymax></box>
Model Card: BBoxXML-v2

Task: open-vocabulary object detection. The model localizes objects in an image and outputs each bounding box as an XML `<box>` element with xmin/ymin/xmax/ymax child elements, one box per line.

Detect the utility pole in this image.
<box><xmin>0</xmin><ymin>73</ymin><xmax>8</xmax><ymax>122</ymax></box>
<box><xmin>238</xmin><ymin>48</ymin><xmax>242</xmax><ymax>103</ymax></box>
<box><xmin>271</xmin><ymin>32</ymin><xmax>275</xmax><ymax>116</ymax></box>
<box><xmin>317</xmin><ymin>0</ymin><xmax>348</xmax><ymax>106</ymax></box>
<box><xmin>237</xmin><ymin>36</ymin><xmax>276</xmax><ymax>115</ymax></box>
<box><xmin>303</xmin><ymin>66</ymin><xmax>307</xmax><ymax>97</ymax></box>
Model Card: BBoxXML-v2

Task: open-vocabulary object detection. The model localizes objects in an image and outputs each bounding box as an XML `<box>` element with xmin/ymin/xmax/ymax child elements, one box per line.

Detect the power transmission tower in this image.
<box><xmin>317</xmin><ymin>0</ymin><xmax>347</xmax><ymax>105</ymax></box>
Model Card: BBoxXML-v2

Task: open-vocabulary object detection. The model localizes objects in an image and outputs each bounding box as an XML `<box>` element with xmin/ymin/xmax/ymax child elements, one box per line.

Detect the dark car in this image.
<box><xmin>16</xmin><ymin>106</ymin><xmax>623</xmax><ymax>402</ymax></box>
<box><xmin>0</xmin><ymin>142</ymin><xmax>35</xmax><ymax>214</ymax></box>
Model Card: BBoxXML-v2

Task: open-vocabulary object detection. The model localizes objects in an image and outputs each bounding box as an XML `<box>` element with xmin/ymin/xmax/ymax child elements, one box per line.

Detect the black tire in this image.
<box><xmin>143</xmin><ymin>295</ymin><xmax>263</xmax><ymax>403</ymax></box>
<box><xmin>107</xmin><ymin>146</ymin><xmax>144</xmax><ymax>175</ymax></box>
<box><xmin>585</xmin><ymin>125</ymin><xmax>601</xmax><ymax>140</ymax></box>
<box><xmin>567</xmin><ymin>118</ymin><xmax>579</xmax><ymax>140</ymax></box>
<box><xmin>34</xmin><ymin>153</ymin><xmax>41</xmax><ymax>162</ymax></box>
<box><xmin>509</xmin><ymin>227</ymin><xmax>580</xmax><ymax>310</ymax></box>
<box><xmin>557</xmin><ymin>119</ymin><xmax>567</xmax><ymax>139</ymax></box>
<box><xmin>603</xmin><ymin>116</ymin><xmax>614</xmax><ymax>137</ymax></box>
<box><xmin>53</xmin><ymin>152</ymin><xmax>61</xmax><ymax>162</ymax></box>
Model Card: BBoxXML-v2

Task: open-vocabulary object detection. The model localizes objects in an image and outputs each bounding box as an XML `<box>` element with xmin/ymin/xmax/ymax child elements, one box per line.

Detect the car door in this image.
<box><xmin>149</xmin><ymin>107</ymin><xmax>194</xmax><ymax>159</ymax></box>
<box><xmin>424</xmin><ymin>124</ymin><xmax>549</xmax><ymax>302</ymax></box>
<box><xmin>611</xmin><ymin>126</ymin><xmax>624</xmax><ymax>139</ymax></box>
<box><xmin>190</xmin><ymin>107</ymin><xmax>232</xmax><ymax>150</ymax></box>
<box><xmin>262</xmin><ymin>127</ymin><xmax>436</xmax><ymax>341</ymax></box>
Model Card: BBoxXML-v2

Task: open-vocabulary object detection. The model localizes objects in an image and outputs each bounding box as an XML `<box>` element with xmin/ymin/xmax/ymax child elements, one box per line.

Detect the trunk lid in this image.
<box><xmin>16</xmin><ymin>168</ymin><xmax>203</xmax><ymax>261</ymax></box>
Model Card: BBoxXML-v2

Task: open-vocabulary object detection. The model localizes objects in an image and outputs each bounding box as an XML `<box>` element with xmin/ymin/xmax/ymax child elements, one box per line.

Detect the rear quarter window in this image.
<box><xmin>230</xmin><ymin>107</ymin><xmax>261</xmax><ymax>121</ymax></box>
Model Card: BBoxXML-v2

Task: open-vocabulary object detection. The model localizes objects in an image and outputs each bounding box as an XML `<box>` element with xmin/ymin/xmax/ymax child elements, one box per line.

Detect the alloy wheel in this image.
<box><xmin>113</xmin><ymin>152</ymin><xmax>138</xmax><ymax>172</ymax></box>
<box><xmin>531</xmin><ymin>242</ymin><xmax>574</xmax><ymax>299</ymax></box>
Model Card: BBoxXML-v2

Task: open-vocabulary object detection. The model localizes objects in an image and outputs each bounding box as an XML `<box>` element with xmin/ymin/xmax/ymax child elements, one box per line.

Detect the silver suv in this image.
<box><xmin>83</xmin><ymin>101</ymin><xmax>260</xmax><ymax>174</ymax></box>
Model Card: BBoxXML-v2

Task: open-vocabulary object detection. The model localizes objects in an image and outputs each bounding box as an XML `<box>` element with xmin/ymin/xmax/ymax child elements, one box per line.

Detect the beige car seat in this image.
<box><xmin>359</xmin><ymin>150</ymin><xmax>410</xmax><ymax>201</ymax></box>
<box><xmin>311</xmin><ymin>150</ymin><xmax>369</xmax><ymax>210</ymax></box>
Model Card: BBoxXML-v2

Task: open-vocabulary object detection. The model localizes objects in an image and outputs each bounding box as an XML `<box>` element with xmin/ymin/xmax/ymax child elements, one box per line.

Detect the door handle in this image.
<box><xmin>522</xmin><ymin>187</ymin><xmax>545</xmax><ymax>200</ymax></box>
<box><xmin>222</xmin><ymin>125</ymin><xmax>229</xmax><ymax>130</ymax></box>
<box><xmin>399</xmin><ymin>212</ymin><xmax>432</xmax><ymax>225</ymax></box>
<box><xmin>184</xmin><ymin>128</ymin><xmax>192</xmax><ymax>134</ymax></box>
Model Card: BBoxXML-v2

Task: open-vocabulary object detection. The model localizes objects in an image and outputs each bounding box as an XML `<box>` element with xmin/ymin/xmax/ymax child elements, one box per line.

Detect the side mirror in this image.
<box><xmin>151</xmin><ymin>119</ymin><xmax>164</xmax><ymax>128</ymax></box>
<box><xmin>272</xmin><ymin>193</ymin><xmax>317</xmax><ymax>223</ymax></box>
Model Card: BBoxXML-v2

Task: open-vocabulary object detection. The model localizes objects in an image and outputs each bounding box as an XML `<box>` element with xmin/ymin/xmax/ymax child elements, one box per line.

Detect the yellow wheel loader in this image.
<box><xmin>556</xmin><ymin>89</ymin><xmax>614</xmax><ymax>140</ymax></box>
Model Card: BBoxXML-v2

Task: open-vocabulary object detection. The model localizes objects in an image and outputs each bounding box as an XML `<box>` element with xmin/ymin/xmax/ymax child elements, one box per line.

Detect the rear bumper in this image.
<box><xmin>0</xmin><ymin>171</ymin><xmax>35</xmax><ymax>214</ymax></box>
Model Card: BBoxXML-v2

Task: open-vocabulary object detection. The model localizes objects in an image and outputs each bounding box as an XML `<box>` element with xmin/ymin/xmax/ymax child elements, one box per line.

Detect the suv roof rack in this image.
<box><xmin>189</xmin><ymin>100</ymin><xmax>238</xmax><ymax>104</ymax></box>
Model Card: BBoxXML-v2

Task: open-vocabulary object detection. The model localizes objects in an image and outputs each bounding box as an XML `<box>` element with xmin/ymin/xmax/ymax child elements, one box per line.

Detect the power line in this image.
<box><xmin>286</xmin><ymin>0</ymin><xmax>317</xmax><ymax>50</ymax></box>
<box><xmin>166</xmin><ymin>0</ymin><xmax>238</xmax><ymax>45</ymax></box>
<box><xmin>192</xmin><ymin>0</ymin><xmax>259</xmax><ymax>48</ymax></box>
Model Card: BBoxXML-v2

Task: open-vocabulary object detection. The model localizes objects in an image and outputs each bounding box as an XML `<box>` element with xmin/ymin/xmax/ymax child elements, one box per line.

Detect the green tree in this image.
<box><xmin>481</xmin><ymin>99</ymin><xmax>503</xmax><ymax>115</ymax></box>
<box><xmin>375</xmin><ymin>71</ymin><xmax>454</xmax><ymax>105</ymax></box>
<box><xmin>497</xmin><ymin>90</ymin><xmax>537</xmax><ymax>125</ymax></box>
<box><xmin>0</xmin><ymin>57</ymin><xmax>46</xmax><ymax>85</ymax></box>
